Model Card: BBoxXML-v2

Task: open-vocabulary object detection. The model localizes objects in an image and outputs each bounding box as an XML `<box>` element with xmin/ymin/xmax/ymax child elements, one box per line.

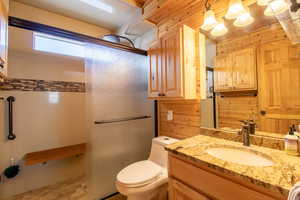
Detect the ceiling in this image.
<box><xmin>14</xmin><ymin>0</ymin><xmax>144</xmax><ymax>31</ymax></box>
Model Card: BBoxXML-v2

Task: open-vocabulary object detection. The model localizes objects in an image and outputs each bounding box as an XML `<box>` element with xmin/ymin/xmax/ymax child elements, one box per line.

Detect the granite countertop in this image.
<box><xmin>165</xmin><ymin>134</ymin><xmax>300</xmax><ymax>197</ymax></box>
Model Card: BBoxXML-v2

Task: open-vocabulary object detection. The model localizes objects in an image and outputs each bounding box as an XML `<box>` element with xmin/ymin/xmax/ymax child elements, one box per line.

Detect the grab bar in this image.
<box><xmin>7</xmin><ymin>96</ymin><xmax>16</xmax><ymax>140</ymax></box>
<box><xmin>94</xmin><ymin>115</ymin><xmax>151</xmax><ymax>125</ymax></box>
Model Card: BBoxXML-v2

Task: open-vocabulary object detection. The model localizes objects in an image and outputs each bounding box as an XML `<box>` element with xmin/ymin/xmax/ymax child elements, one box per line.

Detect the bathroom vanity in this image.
<box><xmin>166</xmin><ymin>134</ymin><xmax>299</xmax><ymax>200</ymax></box>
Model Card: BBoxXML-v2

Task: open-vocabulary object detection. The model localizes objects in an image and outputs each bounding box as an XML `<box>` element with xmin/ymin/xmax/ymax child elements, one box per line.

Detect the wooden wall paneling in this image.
<box><xmin>159</xmin><ymin>100</ymin><xmax>201</xmax><ymax>139</ymax></box>
<box><xmin>216</xmin><ymin>95</ymin><xmax>260</xmax><ymax>130</ymax></box>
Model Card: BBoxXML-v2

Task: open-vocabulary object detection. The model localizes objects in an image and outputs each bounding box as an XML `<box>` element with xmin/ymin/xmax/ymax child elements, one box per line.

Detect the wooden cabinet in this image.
<box><xmin>148</xmin><ymin>41</ymin><xmax>162</xmax><ymax>98</ymax></box>
<box><xmin>148</xmin><ymin>25</ymin><xmax>197</xmax><ymax>99</ymax></box>
<box><xmin>258</xmin><ymin>40</ymin><xmax>300</xmax><ymax>133</ymax></box>
<box><xmin>161</xmin><ymin>30</ymin><xmax>182</xmax><ymax>97</ymax></box>
<box><xmin>168</xmin><ymin>154</ymin><xmax>285</xmax><ymax>200</ymax></box>
<box><xmin>0</xmin><ymin>0</ymin><xmax>8</xmax><ymax>81</ymax></box>
<box><xmin>169</xmin><ymin>178</ymin><xmax>210</xmax><ymax>200</ymax></box>
<box><xmin>214</xmin><ymin>47</ymin><xmax>257</xmax><ymax>92</ymax></box>
<box><xmin>214</xmin><ymin>54</ymin><xmax>233</xmax><ymax>91</ymax></box>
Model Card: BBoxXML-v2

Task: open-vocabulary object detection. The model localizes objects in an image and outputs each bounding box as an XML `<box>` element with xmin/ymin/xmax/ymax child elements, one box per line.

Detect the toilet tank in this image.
<box><xmin>148</xmin><ymin>136</ymin><xmax>179</xmax><ymax>168</ymax></box>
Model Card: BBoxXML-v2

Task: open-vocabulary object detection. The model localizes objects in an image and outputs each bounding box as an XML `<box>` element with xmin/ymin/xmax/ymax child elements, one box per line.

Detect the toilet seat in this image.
<box><xmin>117</xmin><ymin>160</ymin><xmax>163</xmax><ymax>188</ymax></box>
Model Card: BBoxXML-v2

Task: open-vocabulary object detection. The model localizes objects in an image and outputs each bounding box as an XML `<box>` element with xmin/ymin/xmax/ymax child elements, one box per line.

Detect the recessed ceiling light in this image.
<box><xmin>79</xmin><ymin>0</ymin><xmax>113</xmax><ymax>13</ymax></box>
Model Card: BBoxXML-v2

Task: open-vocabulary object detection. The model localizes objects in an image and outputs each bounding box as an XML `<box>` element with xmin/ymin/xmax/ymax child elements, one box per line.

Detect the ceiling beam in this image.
<box><xmin>121</xmin><ymin>0</ymin><xmax>143</xmax><ymax>8</ymax></box>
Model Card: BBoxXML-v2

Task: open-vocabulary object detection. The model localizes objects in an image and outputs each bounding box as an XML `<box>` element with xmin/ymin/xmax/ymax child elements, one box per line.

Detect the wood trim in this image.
<box><xmin>24</xmin><ymin>143</ymin><xmax>86</xmax><ymax>166</ymax></box>
<box><xmin>8</xmin><ymin>16</ymin><xmax>147</xmax><ymax>56</ymax></box>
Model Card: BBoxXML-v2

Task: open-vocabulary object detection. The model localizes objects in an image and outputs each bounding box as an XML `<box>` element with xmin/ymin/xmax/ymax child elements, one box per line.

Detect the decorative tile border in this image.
<box><xmin>0</xmin><ymin>78</ymin><xmax>85</xmax><ymax>93</ymax></box>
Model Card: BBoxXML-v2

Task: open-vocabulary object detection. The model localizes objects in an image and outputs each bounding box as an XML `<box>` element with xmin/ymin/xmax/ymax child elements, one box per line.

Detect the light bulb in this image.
<box><xmin>264</xmin><ymin>0</ymin><xmax>289</xmax><ymax>16</ymax></box>
<box><xmin>257</xmin><ymin>0</ymin><xmax>271</xmax><ymax>6</ymax></box>
<box><xmin>225</xmin><ymin>0</ymin><xmax>246</xmax><ymax>19</ymax></box>
<box><xmin>233</xmin><ymin>8</ymin><xmax>254</xmax><ymax>27</ymax></box>
<box><xmin>211</xmin><ymin>21</ymin><xmax>228</xmax><ymax>37</ymax></box>
<box><xmin>201</xmin><ymin>10</ymin><xmax>218</xmax><ymax>31</ymax></box>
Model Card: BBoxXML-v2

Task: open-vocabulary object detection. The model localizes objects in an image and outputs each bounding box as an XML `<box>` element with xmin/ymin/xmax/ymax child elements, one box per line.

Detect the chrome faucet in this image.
<box><xmin>239</xmin><ymin>123</ymin><xmax>251</xmax><ymax>146</ymax></box>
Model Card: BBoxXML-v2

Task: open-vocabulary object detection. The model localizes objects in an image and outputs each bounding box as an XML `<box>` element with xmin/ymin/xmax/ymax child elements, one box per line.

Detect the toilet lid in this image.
<box><xmin>117</xmin><ymin>160</ymin><xmax>162</xmax><ymax>187</ymax></box>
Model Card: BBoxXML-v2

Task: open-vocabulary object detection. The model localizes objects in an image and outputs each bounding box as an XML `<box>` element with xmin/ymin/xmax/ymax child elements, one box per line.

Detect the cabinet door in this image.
<box><xmin>0</xmin><ymin>0</ymin><xmax>8</xmax><ymax>80</ymax></box>
<box><xmin>148</xmin><ymin>41</ymin><xmax>163</xmax><ymax>98</ymax></box>
<box><xmin>169</xmin><ymin>178</ymin><xmax>210</xmax><ymax>200</ymax></box>
<box><xmin>214</xmin><ymin>54</ymin><xmax>233</xmax><ymax>91</ymax></box>
<box><xmin>162</xmin><ymin>30</ymin><xmax>183</xmax><ymax>98</ymax></box>
<box><xmin>232</xmin><ymin>48</ymin><xmax>257</xmax><ymax>90</ymax></box>
<box><xmin>258</xmin><ymin>40</ymin><xmax>300</xmax><ymax>133</ymax></box>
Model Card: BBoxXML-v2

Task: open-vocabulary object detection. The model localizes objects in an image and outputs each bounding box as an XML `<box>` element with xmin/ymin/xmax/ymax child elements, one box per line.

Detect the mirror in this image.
<box><xmin>200</xmin><ymin>38</ymin><xmax>298</xmax><ymax>139</ymax></box>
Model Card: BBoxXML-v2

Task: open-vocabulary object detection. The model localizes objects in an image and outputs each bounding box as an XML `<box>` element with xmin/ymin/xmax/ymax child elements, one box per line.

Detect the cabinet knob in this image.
<box><xmin>260</xmin><ymin>110</ymin><xmax>267</xmax><ymax>116</ymax></box>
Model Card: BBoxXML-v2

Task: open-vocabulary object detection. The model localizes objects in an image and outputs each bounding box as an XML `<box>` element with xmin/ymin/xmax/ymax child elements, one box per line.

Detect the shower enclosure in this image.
<box><xmin>85</xmin><ymin>43</ymin><xmax>154</xmax><ymax>199</ymax></box>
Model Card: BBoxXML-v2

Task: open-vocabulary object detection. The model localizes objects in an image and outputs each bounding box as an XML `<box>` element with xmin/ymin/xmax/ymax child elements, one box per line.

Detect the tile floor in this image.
<box><xmin>4</xmin><ymin>176</ymin><xmax>126</xmax><ymax>200</ymax></box>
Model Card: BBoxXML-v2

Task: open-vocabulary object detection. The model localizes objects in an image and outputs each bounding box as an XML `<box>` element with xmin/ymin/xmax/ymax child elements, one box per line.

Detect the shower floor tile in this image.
<box><xmin>4</xmin><ymin>176</ymin><xmax>126</xmax><ymax>200</ymax></box>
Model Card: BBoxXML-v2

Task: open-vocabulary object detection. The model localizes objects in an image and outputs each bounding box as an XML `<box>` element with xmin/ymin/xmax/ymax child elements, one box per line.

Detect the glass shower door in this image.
<box><xmin>85</xmin><ymin>44</ymin><xmax>154</xmax><ymax>199</ymax></box>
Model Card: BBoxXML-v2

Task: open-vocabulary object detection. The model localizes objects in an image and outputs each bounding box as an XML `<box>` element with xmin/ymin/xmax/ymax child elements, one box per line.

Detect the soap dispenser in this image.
<box><xmin>284</xmin><ymin>127</ymin><xmax>299</xmax><ymax>156</ymax></box>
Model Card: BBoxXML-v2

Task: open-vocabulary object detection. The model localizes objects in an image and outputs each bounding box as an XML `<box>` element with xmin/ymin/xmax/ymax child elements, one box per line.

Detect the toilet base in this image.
<box><xmin>124</xmin><ymin>183</ymin><xmax>168</xmax><ymax>200</ymax></box>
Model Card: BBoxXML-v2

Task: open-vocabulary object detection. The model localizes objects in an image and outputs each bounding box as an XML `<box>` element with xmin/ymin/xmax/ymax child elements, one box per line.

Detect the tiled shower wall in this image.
<box><xmin>0</xmin><ymin>6</ymin><xmax>103</xmax><ymax>196</ymax></box>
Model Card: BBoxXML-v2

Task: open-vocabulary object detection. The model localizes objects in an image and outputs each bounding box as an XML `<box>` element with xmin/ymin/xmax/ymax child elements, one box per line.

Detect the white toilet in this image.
<box><xmin>115</xmin><ymin>136</ymin><xmax>179</xmax><ymax>200</ymax></box>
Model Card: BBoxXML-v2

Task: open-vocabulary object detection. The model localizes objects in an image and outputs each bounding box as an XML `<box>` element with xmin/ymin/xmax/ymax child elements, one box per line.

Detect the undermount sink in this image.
<box><xmin>206</xmin><ymin>146</ymin><xmax>274</xmax><ymax>167</ymax></box>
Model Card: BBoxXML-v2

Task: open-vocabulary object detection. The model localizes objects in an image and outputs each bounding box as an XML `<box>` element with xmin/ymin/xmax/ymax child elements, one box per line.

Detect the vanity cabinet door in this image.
<box><xmin>214</xmin><ymin>54</ymin><xmax>233</xmax><ymax>92</ymax></box>
<box><xmin>148</xmin><ymin>41</ymin><xmax>163</xmax><ymax>98</ymax></box>
<box><xmin>258</xmin><ymin>40</ymin><xmax>300</xmax><ymax>133</ymax></box>
<box><xmin>232</xmin><ymin>47</ymin><xmax>257</xmax><ymax>90</ymax></box>
<box><xmin>169</xmin><ymin>178</ymin><xmax>210</xmax><ymax>200</ymax></box>
<box><xmin>161</xmin><ymin>29</ymin><xmax>183</xmax><ymax>98</ymax></box>
<box><xmin>0</xmin><ymin>0</ymin><xmax>8</xmax><ymax>81</ymax></box>
<box><xmin>169</xmin><ymin>155</ymin><xmax>280</xmax><ymax>200</ymax></box>
<box><xmin>153</xmin><ymin>24</ymin><xmax>196</xmax><ymax>99</ymax></box>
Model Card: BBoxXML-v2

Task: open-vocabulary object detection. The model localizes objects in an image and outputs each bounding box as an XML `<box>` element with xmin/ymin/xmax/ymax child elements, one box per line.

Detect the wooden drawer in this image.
<box><xmin>169</xmin><ymin>155</ymin><xmax>277</xmax><ymax>200</ymax></box>
<box><xmin>169</xmin><ymin>178</ymin><xmax>211</xmax><ymax>200</ymax></box>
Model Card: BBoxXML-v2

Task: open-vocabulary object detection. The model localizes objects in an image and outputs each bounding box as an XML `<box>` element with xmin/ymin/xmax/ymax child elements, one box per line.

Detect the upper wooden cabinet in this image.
<box><xmin>214</xmin><ymin>54</ymin><xmax>233</xmax><ymax>91</ymax></box>
<box><xmin>148</xmin><ymin>25</ymin><xmax>197</xmax><ymax>99</ymax></box>
<box><xmin>148</xmin><ymin>41</ymin><xmax>162</xmax><ymax>98</ymax></box>
<box><xmin>214</xmin><ymin>47</ymin><xmax>257</xmax><ymax>92</ymax></box>
<box><xmin>0</xmin><ymin>0</ymin><xmax>8</xmax><ymax>81</ymax></box>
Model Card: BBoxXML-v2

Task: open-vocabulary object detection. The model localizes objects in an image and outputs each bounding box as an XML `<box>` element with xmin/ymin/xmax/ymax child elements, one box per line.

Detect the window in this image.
<box><xmin>33</xmin><ymin>32</ymin><xmax>85</xmax><ymax>58</ymax></box>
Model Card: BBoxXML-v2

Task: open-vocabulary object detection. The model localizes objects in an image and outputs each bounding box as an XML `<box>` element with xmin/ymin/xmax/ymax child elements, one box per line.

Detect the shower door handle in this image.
<box><xmin>7</xmin><ymin>96</ymin><xmax>16</xmax><ymax>140</ymax></box>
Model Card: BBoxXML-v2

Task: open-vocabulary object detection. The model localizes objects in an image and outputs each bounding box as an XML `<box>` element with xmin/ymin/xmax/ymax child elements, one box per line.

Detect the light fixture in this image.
<box><xmin>264</xmin><ymin>0</ymin><xmax>289</xmax><ymax>16</ymax></box>
<box><xmin>225</xmin><ymin>0</ymin><xmax>246</xmax><ymax>19</ymax></box>
<box><xmin>211</xmin><ymin>20</ymin><xmax>228</xmax><ymax>37</ymax></box>
<box><xmin>233</xmin><ymin>8</ymin><xmax>254</xmax><ymax>27</ymax></box>
<box><xmin>257</xmin><ymin>0</ymin><xmax>271</xmax><ymax>6</ymax></box>
<box><xmin>201</xmin><ymin>10</ymin><xmax>218</xmax><ymax>31</ymax></box>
